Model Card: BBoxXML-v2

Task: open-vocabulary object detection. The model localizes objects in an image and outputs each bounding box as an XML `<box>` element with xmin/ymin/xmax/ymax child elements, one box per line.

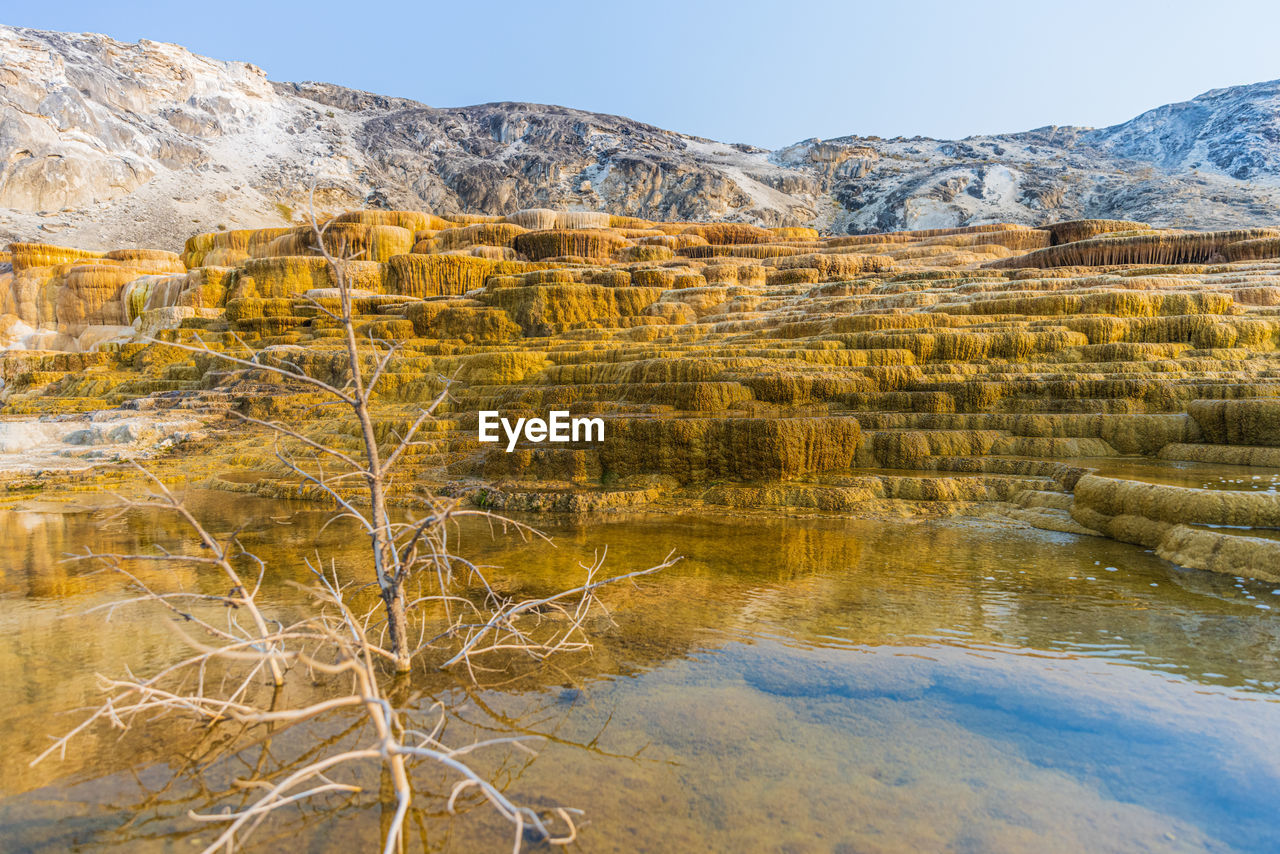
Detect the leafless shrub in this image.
<box><xmin>31</xmin><ymin>187</ymin><xmax>677</xmax><ymax>852</ymax></box>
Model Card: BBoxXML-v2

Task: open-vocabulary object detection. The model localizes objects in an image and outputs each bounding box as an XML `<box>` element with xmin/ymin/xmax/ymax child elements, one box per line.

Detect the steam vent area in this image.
<box><xmin>4</xmin><ymin>212</ymin><xmax>1280</xmax><ymax>582</ymax></box>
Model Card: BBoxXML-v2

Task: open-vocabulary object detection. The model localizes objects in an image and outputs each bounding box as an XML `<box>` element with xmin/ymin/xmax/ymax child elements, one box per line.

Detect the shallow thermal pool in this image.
<box><xmin>1</xmin><ymin>491</ymin><xmax>1278</xmax><ymax>853</ymax></box>
<box><xmin>1066</xmin><ymin>455</ymin><xmax>1280</xmax><ymax>492</ymax></box>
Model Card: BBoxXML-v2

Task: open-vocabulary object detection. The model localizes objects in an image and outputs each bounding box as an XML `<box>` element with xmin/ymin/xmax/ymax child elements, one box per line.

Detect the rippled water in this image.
<box><xmin>1</xmin><ymin>492</ymin><xmax>1278</xmax><ymax>852</ymax></box>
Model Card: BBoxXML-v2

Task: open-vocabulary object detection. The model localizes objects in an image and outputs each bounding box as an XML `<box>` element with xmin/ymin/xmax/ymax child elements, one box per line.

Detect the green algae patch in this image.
<box><xmin>1188</xmin><ymin>400</ymin><xmax>1280</xmax><ymax>446</ymax></box>
<box><xmin>483</xmin><ymin>285</ymin><xmax>664</xmax><ymax>335</ymax></box>
<box><xmin>600</xmin><ymin>417</ymin><xmax>862</xmax><ymax>483</ymax></box>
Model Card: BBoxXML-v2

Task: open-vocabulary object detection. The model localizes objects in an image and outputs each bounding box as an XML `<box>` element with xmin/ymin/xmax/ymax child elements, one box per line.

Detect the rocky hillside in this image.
<box><xmin>3</xmin><ymin>24</ymin><xmax>1280</xmax><ymax>251</ymax></box>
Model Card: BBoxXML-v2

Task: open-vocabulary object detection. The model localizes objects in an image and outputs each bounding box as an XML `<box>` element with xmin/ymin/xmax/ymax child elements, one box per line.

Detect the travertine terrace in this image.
<box><xmin>3</xmin><ymin>212</ymin><xmax>1279</xmax><ymax>581</ymax></box>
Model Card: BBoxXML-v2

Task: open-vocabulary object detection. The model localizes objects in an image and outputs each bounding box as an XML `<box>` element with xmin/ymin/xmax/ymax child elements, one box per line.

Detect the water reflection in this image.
<box><xmin>1</xmin><ymin>494</ymin><xmax>1278</xmax><ymax>852</ymax></box>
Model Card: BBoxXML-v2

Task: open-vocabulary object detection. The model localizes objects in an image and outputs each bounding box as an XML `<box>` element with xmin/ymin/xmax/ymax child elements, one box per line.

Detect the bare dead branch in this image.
<box><xmin>37</xmin><ymin>180</ymin><xmax>678</xmax><ymax>853</ymax></box>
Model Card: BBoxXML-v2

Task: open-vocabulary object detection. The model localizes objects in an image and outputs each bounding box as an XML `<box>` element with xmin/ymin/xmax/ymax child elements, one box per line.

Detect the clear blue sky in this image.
<box><xmin>8</xmin><ymin>0</ymin><xmax>1280</xmax><ymax>149</ymax></box>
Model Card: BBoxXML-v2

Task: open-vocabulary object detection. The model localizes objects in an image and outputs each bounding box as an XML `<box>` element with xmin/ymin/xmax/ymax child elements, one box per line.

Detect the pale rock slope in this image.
<box><xmin>3</xmin><ymin>24</ymin><xmax>1280</xmax><ymax>250</ymax></box>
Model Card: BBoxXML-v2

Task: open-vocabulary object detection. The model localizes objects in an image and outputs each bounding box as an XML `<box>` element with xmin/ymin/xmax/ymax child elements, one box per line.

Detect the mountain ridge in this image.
<box><xmin>2</xmin><ymin>24</ymin><xmax>1279</xmax><ymax>251</ymax></box>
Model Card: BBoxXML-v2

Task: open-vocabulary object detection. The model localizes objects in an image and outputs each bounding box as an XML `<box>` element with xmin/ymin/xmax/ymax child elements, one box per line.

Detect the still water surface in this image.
<box><xmin>1</xmin><ymin>492</ymin><xmax>1278</xmax><ymax>852</ymax></box>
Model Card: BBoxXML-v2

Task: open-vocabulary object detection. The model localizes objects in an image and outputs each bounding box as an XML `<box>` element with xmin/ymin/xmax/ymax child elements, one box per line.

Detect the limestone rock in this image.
<box><xmin>7</xmin><ymin>26</ymin><xmax>1280</xmax><ymax>250</ymax></box>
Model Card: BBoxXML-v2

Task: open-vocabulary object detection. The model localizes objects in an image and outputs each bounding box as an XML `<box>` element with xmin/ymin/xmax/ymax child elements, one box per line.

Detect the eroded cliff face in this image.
<box><xmin>5</xmin><ymin>25</ymin><xmax>1280</xmax><ymax>252</ymax></box>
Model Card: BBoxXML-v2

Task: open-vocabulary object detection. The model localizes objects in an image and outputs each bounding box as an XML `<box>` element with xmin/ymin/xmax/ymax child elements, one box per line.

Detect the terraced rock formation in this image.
<box><xmin>8</xmin><ymin>25</ymin><xmax>1280</xmax><ymax>249</ymax></box>
<box><xmin>3</xmin><ymin>211</ymin><xmax>1280</xmax><ymax>583</ymax></box>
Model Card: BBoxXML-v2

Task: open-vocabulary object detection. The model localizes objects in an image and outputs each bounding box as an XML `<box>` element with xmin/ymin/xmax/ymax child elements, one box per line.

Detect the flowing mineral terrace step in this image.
<box><xmin>4</xmin><ymin>215</ymin><xmax>1280</xmax><ymax>582</ymax></box>
<box><xmin>1071</xmin><ymin>473</ymin><xmax>1280</xmax><ymax>582</ymax></box>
